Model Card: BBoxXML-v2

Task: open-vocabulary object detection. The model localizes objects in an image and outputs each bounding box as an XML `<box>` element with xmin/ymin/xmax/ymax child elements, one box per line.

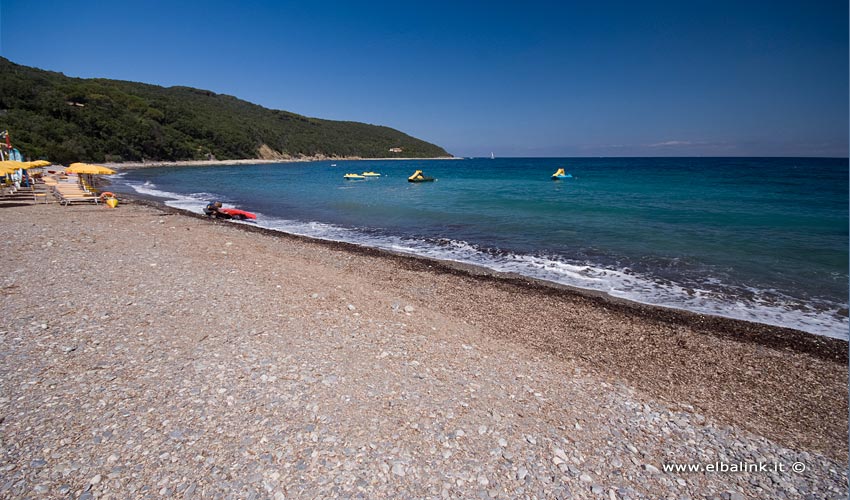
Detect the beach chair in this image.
<box><xmin>42</xmin><ymin>177</ymin><xmax>59</xmax><ymax>190</ymax></box>
<box><xmin>53</xmin><ymin>182</ymin><xmax>99</xmax><ymax>205</ymax></box>
<box><xmin>31</xmin><ymin>183</ymin><xmax>51</xmax><ymax>204</ymax></box>
<box><xmin>56</xmin><ymin>192</ymin><xmax>99</xmax><ymax>206</ymax></box>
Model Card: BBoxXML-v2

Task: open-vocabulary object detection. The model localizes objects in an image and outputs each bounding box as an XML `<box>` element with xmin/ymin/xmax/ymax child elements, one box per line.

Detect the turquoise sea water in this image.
<box><xmin>115</xmin><ymin>157</ymin><xmax>849</xmax><ymax>338</ymax></box>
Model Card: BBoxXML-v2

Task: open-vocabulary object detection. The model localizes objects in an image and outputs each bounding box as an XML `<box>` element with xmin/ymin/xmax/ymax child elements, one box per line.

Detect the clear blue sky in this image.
<box><xmin>1</xmin><ymin>0</ymin><xmax>847</xmax><ymax>157</ymax></box>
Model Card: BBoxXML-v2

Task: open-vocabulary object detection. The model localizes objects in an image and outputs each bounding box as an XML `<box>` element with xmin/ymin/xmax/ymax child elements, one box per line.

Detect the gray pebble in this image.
<box><xmin>516</xmin><ymin>467</ymin><xmax>528</xmax><ymax>481</ymax></box>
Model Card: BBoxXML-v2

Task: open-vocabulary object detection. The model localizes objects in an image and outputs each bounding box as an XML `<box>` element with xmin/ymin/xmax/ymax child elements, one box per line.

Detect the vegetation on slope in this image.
<box><xmin>0</xmin><ymin>58</ymin><xmax>451</xmax><ymax>164</ymax></box>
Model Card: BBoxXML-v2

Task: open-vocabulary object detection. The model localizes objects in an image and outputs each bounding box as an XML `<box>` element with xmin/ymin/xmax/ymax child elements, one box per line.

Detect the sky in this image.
<box><xmin>0</xmin><ymin>0</ymin><xmax>847</xmax><ymax>157</ymax></box>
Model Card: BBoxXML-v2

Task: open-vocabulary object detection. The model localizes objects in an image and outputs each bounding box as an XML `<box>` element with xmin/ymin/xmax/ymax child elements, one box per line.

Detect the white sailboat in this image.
<box><xmin>490</xmin><ymin>152</ymin><xmax>495</xmax><ymax>160</ymax></box>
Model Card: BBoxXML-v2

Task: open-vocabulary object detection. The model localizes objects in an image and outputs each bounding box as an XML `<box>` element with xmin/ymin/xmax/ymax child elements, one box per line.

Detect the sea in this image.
<box><xmin>112</xmin><ymin>157</ymin><xmax>849</xmax><ymax>339</ymax></box>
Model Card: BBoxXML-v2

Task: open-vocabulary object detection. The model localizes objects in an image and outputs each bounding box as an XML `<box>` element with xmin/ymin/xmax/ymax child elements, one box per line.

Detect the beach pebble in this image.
<box><xmin>553</xmin><ymin>447</ymin><xmax>569</xmax><ymax>463</ymax></box>
<box><xmin>347</xmin><ymin>304</ymin><xmax>356</xmax><ymax>311</ymax></box>
<box><xmin>643</xmin><ymin>464</ymin><xmax>660</xmax><ymax>474</ymax></box>
<box><xmin>516</xmin><ymin>467</ymin><xmax>528</xmax><ymax>481</ymax></box>
<box><xmin>404</xmin><ymin>305</ymin><xmax>415</xmax><ymax>313</ymax></box>
<box><xmin>391</xmin><ymin>463</ymin><xmax>406</xmax><ymax>477</ymax></box>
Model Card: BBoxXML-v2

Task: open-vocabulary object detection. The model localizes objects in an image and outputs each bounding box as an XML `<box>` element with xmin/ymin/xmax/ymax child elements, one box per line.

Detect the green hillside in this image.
<box><xmin>0</xmin><ymin>58</ymin><xmax>451</xmax><ymax>164</ymax></box>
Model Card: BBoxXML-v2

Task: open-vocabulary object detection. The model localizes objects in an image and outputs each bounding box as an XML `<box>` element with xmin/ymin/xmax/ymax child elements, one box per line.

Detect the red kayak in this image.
<box><xmin>219</xmin><ymin>208</ymin><xmax>257</xmax><ymax>220</ymax></box>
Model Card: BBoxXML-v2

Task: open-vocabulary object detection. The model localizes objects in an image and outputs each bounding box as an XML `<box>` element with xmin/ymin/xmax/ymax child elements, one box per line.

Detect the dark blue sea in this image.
<box><xmin>114</xmin><ymin>157</ymin><xmax>849</xmax><ymax>338</ymax></box>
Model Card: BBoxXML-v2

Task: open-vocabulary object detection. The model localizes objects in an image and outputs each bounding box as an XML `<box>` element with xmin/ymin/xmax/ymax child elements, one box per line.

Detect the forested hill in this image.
<box><xmin>0</xmin><ymin>58</ymin><xmax>451</xmax><ymax>164</ymax></box>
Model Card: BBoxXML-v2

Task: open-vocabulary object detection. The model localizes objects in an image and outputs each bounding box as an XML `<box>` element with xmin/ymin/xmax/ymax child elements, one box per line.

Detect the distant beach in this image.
<box><xmin>105</xmin><ymin>156</ymin><xmax>459</xmax><ymax>170</ymax></box>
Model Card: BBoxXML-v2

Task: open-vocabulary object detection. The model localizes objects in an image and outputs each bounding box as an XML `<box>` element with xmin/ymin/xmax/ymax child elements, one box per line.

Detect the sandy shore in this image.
<box><xmin>0</xmin><ymin>199</ymin><xmax>846</xmax><ymax>499</ymax></box>
<box><xmin>104</xmin><ymin>157</ymin><xmax>459</xmax><ymax>170</ymax></box>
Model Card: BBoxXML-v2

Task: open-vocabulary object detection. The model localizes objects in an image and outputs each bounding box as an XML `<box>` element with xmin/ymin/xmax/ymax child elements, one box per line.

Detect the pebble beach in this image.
<box><xmin>0</xmin><ymin>200</ymin><xmax>847</xmax><ymax>499</ymax></box>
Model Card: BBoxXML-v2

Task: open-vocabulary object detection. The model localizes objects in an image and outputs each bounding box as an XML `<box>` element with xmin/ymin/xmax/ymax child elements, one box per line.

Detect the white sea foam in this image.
<box><xmin>122</xmin><ymin>181</ymin><xmax>849</xmax><ymax>340</ymax></box>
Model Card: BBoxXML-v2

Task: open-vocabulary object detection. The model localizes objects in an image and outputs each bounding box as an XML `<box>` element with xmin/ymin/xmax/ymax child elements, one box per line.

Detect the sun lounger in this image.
<box><xmin>53</xmin><ymin>183</ymin><xmax>99</xmax><ymax>205</ymax></box>
<box><xmin>31</xmin><ymin>184</ymin><xmax>51</xmax><ymax>203</ymax></box>
<box><xmin>55</xmin><ymin>192</ymin><xmax>99</xmax><ymax>206</ymax></box>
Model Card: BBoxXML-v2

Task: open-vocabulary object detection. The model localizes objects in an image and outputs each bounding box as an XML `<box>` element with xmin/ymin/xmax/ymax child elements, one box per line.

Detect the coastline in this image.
<box><xmin>1</xmin><ymin>199</ymin><xmax>846</xmax><ymax>498</ymax></box>
<box><xmin>117</xmin><ymin>179</ymin><xmax>847</xmax><ymax>341</ymax></box>
<box><xmin>133</xmin><ymin>195</ymin><xmax>847</xmax><ymax>361</ymax></box>
<box><xmin>104</xmin><ymin>156</ymin><xmax>460</xmax><ymax>170</ymax></box>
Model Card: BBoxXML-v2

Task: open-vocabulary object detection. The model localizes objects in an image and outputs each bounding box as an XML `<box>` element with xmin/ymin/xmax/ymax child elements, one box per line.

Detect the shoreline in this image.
<box><xmin>105</xmin><ymin>156</ymin><xmax>460</xmax><ymax>170</ymax></box>
<box><xmin>148</xmin><ymin>196</ymin><xmax>848</xmax><ymax>360</ymax></box>
<box><xmin>124</xmin><ymin>195</ymin><xmax>850</xmax><ymax>449</ymax></box>
<box><xmin>122</xmin><ymin>189</ymin><xmax>847</xmax><ymax>344</ymax></box>
<box><xmin>1</xmin><ymin>199</ymin><xmax>846</xmax><ymax>497</ymax></box>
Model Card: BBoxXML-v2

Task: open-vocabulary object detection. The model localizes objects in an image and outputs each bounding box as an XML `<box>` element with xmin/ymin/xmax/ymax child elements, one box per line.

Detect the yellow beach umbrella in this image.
<box><xmin>25</xmin><ymin>160</ymin><xmax>51</xmax><ymax>168</ymax></box>
<box><xmin>66</xmin><ymin>163</ymin><xmax>116</xmax><ymax>175</ymax></box>
<box><xmin>0</xmin><ymin>161</ymin><xmax>31</xmax><ymax>174</ymax></box>
<box><xmin>65</xmin><ymin>162</ymin><xmax>116</xmax><ymax>192</ymax></box>
<box><xmin>0</xmin><ymin>160</ymin><xmax>30</xmax><ymax>170</ymax></box>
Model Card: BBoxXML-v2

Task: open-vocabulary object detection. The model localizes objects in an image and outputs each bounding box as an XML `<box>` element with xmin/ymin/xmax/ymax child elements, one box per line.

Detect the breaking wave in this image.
<box><xmin>121</xmin><ymin>179</ymin><xmax>849</xmax><ymax>339</ymax></box>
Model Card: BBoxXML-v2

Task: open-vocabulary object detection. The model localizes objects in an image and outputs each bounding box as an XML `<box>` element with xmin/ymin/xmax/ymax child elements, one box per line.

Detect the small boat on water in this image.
<box><xmin>552</xmin><ymin>168</ymin><xmax>572</xmax><ymax>180</ymax></box>
<box><xmin>361</xmin><ymin>171</ymin><xmax>381</xmax><ymax>177</ymax></box>
<box><xmin>344</xmin><ymin>173</ymin><xmax>366</xmax><ymax>180</ymax></box>
<box><xmin>408</xmin><ymin>170</ymin><xmax>435</xmax><ymax>182</ymax></box>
